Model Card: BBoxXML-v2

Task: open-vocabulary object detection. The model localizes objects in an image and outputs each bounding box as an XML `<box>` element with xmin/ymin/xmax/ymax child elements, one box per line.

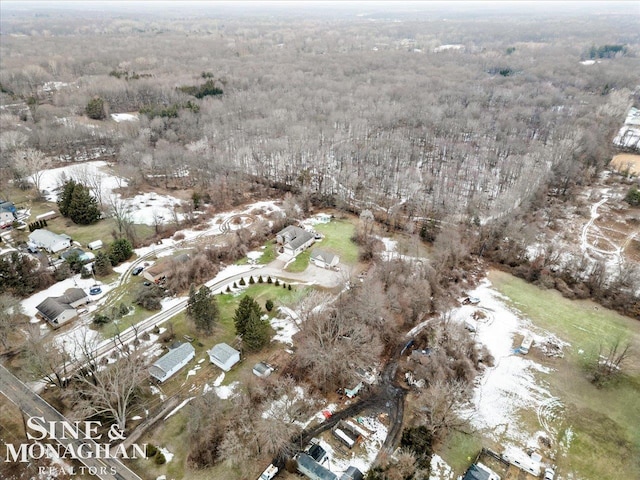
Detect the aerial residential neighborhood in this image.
<box><xmin>1</xmin><ymin>2</ymin><xmax>639</xmax><ymax>480</ymax></box>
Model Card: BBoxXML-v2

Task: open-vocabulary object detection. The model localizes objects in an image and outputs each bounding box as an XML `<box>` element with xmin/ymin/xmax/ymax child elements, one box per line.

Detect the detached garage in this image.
<box><xmin>208</xmin><ymin>343</ymin><xmax>240</xmax><ymax>372</ymax></box>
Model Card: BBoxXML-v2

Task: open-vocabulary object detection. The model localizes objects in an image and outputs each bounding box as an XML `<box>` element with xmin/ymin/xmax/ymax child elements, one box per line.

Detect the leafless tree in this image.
<box><xmin>23</xmin><ymin>325</ymin><xmax>71</xmax><ymax>389</ymax></box>
<box><xmin>0</xmin><ymin>294</ymin><xmax>24</xmax><ymax>350</ymax></box>
<box><xmin>70</xmin><ymin>342</ymin><xmax>145</xmax><ymax>432</ymax></box>
<box><xmin>107</xmin><ymin>194</ymin><xmax>133</xmax><ymax>237</ymax></box>
<box><xmin>11</xmin><ymin>148</ymin><xmax>48</xmax><ymax>194</ymax></box>
<box><xmin>589</xmin><ymin>337</ymin><xmax>632</xmax><ymax>386</ymax></box>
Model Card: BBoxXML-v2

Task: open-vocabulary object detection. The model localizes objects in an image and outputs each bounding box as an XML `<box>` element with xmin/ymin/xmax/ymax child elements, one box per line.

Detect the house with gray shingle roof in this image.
<box><xmin>276</xmin><ymin>225</ymin><xmax>315</xmax><ymax>256</ymax></box>
<box><xmin>149</xmin><ymin>343</ymin><xmax>195</xmax><ymax>382</ymax></box>
<box><xmin>28</xmin><ymin>229</ymin><xmax>71</xmax><ymax>253</ymax></box>
<box><xmin>208</xmin><ymin>343</ymin><xmax>240</xmax><ymax>372</ymax></box>
<box><xmin>36</xmin><ymin>288</ymin><xmax>90</xmax><ymax>327</ymax></box>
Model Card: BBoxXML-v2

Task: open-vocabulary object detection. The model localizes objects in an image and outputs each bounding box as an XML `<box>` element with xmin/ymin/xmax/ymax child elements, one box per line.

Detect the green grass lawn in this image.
<box><xmin>488</xmin><ymin>269</ymin><xmax>640</xmax><ymax>480</ymax></box>
<box><xmin>257</xmin><ymin>240</ymin><xmax>277</xmax><ymax>264</ymax></box>
<box><xmin>286</xmin><ymin>249</ymin><xmax>311</xmax><ymax>272</ymax></box>
<box><xmin>314</xmin><ymin>219</ymin><xmax>359</xmax><ymax>264</ymax></box>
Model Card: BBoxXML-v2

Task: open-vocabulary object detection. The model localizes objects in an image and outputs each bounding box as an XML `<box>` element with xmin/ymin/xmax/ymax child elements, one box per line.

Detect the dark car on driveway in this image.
<box><xmin>132</xmin><ymin>266</ymin><xmax>144</xmax><ymax>276</ymax></box>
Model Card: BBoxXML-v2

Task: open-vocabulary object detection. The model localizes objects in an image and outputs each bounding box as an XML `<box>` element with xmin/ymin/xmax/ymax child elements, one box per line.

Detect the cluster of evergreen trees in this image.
<box><xmin>57</xmin><ymin>180</ymin><xmax>101</xmax><ymax>225</ymax></box>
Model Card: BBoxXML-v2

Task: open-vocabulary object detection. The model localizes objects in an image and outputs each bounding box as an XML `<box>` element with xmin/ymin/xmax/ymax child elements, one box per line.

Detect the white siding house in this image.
<box><xmin>28</xmin><ymin>229</ymin><xmax>71</xmax><ymax>253</ymax></box>
<box><xmin>275</xmin><ymin>225</ymin><xmax>315</xmax><ymax>257</ymax></box>
<box><xmin>149</xmin><ymin>343</ymin><xmax>196</xmax><ymax>382</ymax></box>
<box><xmin>208</xmin><ymin>343</ymin><xmax>240</xmax><ymax>371</ymax></box>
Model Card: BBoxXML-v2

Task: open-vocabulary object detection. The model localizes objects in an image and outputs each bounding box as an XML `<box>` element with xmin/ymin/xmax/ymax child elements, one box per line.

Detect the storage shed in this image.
<box><xmin>149</xmin><ymin>343</ymin><xmax>195</xmax><ymax>382</ymax></box>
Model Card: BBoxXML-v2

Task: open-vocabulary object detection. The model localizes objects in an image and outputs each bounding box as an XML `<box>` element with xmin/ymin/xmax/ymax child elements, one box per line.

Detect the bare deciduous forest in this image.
<box><xmin>1</xmin><ymin>2</ymin><xmax>640</xmax><ymax>479</ymax></box>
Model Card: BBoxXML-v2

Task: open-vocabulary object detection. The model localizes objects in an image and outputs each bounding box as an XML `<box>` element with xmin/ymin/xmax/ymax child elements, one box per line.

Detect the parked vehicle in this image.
<box><xmin>544</xmin><ymin>467</ymin><xmax>556</xmax><ymax>480</ymax></box>
<box><xmin>258</xmin><ymin>464</ymin><xmax>278</xmax><ymax>480</ymax></box>
<box><xmin>132</xmin><ymin>266</ymin><xmax>144</xmax><ymax>275</ymax></box>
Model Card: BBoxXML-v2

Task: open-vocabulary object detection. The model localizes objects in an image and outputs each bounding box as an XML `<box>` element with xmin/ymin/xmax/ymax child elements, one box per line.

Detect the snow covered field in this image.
<box><xmin>32</xmin><ymin>161</ymin><xmax>185</xmax><ymax>226</ymax></box>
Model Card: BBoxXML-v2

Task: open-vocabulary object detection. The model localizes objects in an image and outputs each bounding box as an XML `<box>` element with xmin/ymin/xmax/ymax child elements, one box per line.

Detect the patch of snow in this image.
<box><xmin>215</xmin><ymin>381</ymin><xmax>238</xmax><ymax>399</ymax></box>
<box><xmin>430</xmin><ymin>454</ymin><xmax>455</xmax><ymax>480</ymax></box>
<box><xmin>156</xmin><ymin>476</ymin><xmax>166</xmax><ymax>480</ymax></box>
<box><xmin>198</xmin><ymin>358</ymin><xmax>205</xmax><ymax>364</ymax></box>
<box><xmin>456</xmin><ymin>279</ymin><xmax>554</xmax><ymax>445</ymax></box>
<box><xmin>131</xmin><ymin>415</ymin><xmax>142</xmax><ymax>421</ymax></box>
<box><xmin>150</xmin><ymin>385</ymin><xmax>166</xmax><ymax>401</ymax></box>
<box><xmin>270</xmin><ymin>313</ymin><xmax>300</xmax><ymax>346</ymax></box>
<box><xmin>580</xmin><ymin>60</ymin><xmax>596</xmax><ymax>65</ymax></box>
<box><xmin>247</xmin><ymin>250</ymin><xmax>264</xmax><ymax>261</ymax></box>
<box><xmin>165</xmin><ymin>397</ymin><xmax>194</xmax><ymax>420</ymax></box>
<box><xmin>111</xmin><ymin>113</ymin><xmax>139</xmax><ymax>122</ymax></box>
<box><xmin>213</xmin><ymin>372</ymin><xmax>225</xmax><ymax>387</ymax></box>
<box><xmin>157</xmin><ymin>447</ymin><xmax>173</xmax><ymax>463</ymax></box>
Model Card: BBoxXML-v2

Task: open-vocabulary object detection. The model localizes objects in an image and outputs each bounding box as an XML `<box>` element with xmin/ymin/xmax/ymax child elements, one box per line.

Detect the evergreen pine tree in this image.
<box><xmin>68</xmin><ymin>183</ymin><xmax>101</xmax><ymax>225</ymax></box>
<box><xmin>242</xmin><ymin>308</ymin><xmax>270</xmax><ymax>352</ymax></box>
<box><xmin>58</xmin><ymin>179</ymin><xmax>77</xmax><ymax>217</ymax></box>
<box><xmin>234</xmin><ymin>295</ymin><xmax>263</xmax><ymax>338</ymax></box>
<box><xmin>249</xmin><ymin>276</ymin><xmax>255</xmax><ymax>284</ymax></box>
<box><xmin>187</xmin><ymin>285</ymin><xmax>218</xmax><ymax>335</ymax></box>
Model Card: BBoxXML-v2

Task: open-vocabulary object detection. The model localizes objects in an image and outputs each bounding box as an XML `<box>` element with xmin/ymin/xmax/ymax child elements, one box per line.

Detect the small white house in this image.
<box><xmin>87</xmin><ymin>240</ymin><xmax>103</xmax><ymax>250</ymax></box>
<box><xmin>149</xmin><ymin>343</ymin><xmax>196</xmax><ymax>382</ymax></box>
<box><xmin>310</xmin><ymin>250</ymin><xmax>339</xmax><ymax>269</ymax></box>
<box><xmin>208</xmin><ymin>343</ymin><xmax>240</xmax><ymax>372</ymax></box>
<box><xmin>28</xmin><ymin>229</ymin><xmax>71</xmax><ymax>253</ymax></box>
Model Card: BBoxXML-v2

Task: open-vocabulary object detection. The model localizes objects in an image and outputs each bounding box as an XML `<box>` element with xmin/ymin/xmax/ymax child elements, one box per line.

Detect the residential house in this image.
<box><xmin>208</xmin><ymin>343</ymin><xmax>240</xmax><ymax>371</ymax></box>
<box><xmin>461</xmin><ymin>463</ymin><xmax>501</xmax><ymax>480</ymax></box>
<box><xmin>36</xmin><ymin>288</ymin><xmax>90</xmax><ymax>327</ymax></box>
<box><xmin>296</xmin><ymin>453</ymin><xmax>338</xmax><ymax>480</ymax></box>
<box><xmin>275</xmin><ymin>225</ymin><xmax>315</xmax><ymax>256</ymax></box>
<box><xmin>143</xmin><ymin>253</ymin><xmax>190</xmax><ymax>283</ymax></box>
<box><xmin>28</xmin><ymin>229</ymin><xmax>71</xmax><ymax>253</ymax></box>
<box><xmin>310</xmin><ymin>250</ymin><xmax>339</xmax><ymax>269</ymax></box>
<box><xmin>149</xmin><ymin>343</ymin><xmax>196</xmax><ymax>382</ymax></box>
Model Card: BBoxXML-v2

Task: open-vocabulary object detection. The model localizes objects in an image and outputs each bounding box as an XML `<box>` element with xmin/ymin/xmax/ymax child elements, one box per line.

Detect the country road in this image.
<box><xmin>0</xmin><ymin>364</ymin><xmax>142</xmax><ymax>480</ymax></box>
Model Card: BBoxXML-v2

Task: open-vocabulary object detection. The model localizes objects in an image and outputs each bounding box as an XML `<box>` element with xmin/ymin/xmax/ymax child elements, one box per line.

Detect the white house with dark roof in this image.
<box><xmin>208</xmin><ymin>343</ymin><xmax>240</xmax><ymax>371</ymax></box>
<box><xmin>149</xmin><ymin>343</ymin><xmax>195</xmax><ymax>382</ymax></box>
<box><xmin>310</xmin><ymin>250</ymin><xmax>339</xmax><ymax>269</ymax></box>
<box><xmin>28</xmin><ymin>229</ymin><xmax>71</xmax><ymax>253</ymax></box>
<box><xmin>276</xmin><ymin>225</ymin><xmax>315</xmax><ymax>256</ymax></box>
<box><xmin>36</xmin><ymin>288</ymin><xmax>90</xmax><ymax>327</ymax></box>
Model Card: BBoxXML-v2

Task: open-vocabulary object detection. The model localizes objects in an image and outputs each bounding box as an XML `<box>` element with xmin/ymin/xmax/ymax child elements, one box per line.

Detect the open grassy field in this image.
<box><xmin>488</xmin><ymin>270</ymin><xmax>640</xmax><ymax>480</ymax></box>
<box><xmin>314</xmin><ymin>218</ymin><xmax>358</xmax><ymax>264</ymax></box>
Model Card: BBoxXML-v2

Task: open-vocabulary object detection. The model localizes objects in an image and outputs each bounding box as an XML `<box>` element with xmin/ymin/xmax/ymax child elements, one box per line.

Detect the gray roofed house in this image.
<box><xmin>276</xmin><ymin>225</ymin><xmax>315</xmax><ymax>257</ymax></box>
<box><xmin>461</xmin><ymin>463</ymin><xmax>501</xmax><ymax>480</ymax></box>
<box><xmin>149</xmin><ymin>343</ymin><xmax>196</xmax><ymax>382</ymax></box>
<box><xmin>36</xmin><ymin>288</ymin><xmax>90</xmax><ymax>327</ymax></box>
<box><xmin>310</xmin><ymin>250</ymin><xmax>339</xmax><ymax>269</ymax></box>
<box><xmin>296</xmin><ymin>453</ymin><xmax>338</xmax><ymax>480</ymax></box>
<box><xmin>28</xmin><ymin>229</ymin><xmax>72</xmax><ymax>253</ymax></box>
<box><xmin>208</xmin><ymin>343</ymin><xmax>240</xmax><ymax>372</ymax></box>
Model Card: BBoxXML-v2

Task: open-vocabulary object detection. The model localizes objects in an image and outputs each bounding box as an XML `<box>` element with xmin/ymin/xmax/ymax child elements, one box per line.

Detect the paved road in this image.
<box><xmin>0</xmin><ymin>364</ymin><xmax>142</xmax><ymax>480</ymax></box>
